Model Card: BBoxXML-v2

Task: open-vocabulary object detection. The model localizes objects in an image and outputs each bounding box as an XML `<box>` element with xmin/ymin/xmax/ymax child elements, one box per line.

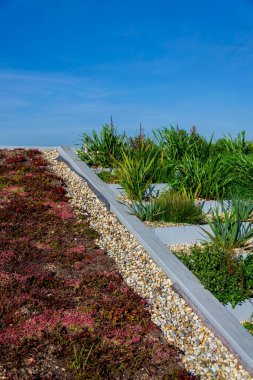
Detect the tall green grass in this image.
<box><xmin>114</xmin><ymin>142</ymin><xmax>171</xmax><ymax>200</ymax></box>
<box><xmin>114</xmin><ymin>148</ymin><xmax>157</xmax><ymax>201</ymax></box>
<box><xmin>153</xmin><ymin>125</ymin><xmax>213</xmax><ymax>162</ymax></box>
<box><xmin>224</xmin><ymin>153</ymin><xmax>253</xmax><ymax>198</ymax></box>
<box><xmin>169</xmin><ymin>155</ymin><xmax>232</xmax><ymax>200</ymax></box>
<box><xmin>131</xmin><ymin>191</ymin><xmax>204</xmax><ymax>224</ymax></box>
<box><xmin>212</xmin><ymin>131</ymin><xmax>253</xmax><ymax>155</ymax></box>
<box><xmin>78</xmin><ymin>124</ymin><xmax>253</xmax><ymax>201</ymax></box>
<box><xmin>77</xmin><ymin>123</ymin><xmax>126</xmax><ymax>167</ymax></box>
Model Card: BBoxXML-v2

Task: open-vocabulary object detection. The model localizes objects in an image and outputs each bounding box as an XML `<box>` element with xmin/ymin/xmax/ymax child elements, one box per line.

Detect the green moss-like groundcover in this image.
<box><xmin>177</xmin><ymin>244</ymin><xmax>253</xmax><ymax>308</ymax></box>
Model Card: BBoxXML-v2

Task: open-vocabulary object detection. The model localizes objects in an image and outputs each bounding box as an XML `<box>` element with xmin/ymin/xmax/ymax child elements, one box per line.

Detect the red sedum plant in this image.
<box><xmin>0</xmin><ymin>148</ymin><xmax>198</xmax><ymax>379</ymax></box>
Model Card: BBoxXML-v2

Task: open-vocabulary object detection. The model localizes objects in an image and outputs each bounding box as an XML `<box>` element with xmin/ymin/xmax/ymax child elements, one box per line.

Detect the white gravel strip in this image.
<box><xmin>43</xmin><ymin>149</ymin><xmax>252</xmax><ymax>380</ymax></box>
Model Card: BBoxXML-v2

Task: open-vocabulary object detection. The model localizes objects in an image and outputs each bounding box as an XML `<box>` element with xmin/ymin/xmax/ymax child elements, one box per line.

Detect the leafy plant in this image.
<box><xmin>114</xmin><ymin>148</ymin><xmax>158</xmax><ymax>201</ymax></box>
<box><xmin>127</xmin><ymin>123</ymin><xmax>152</xmax><ymax>152</ymax></box>
<box><xmin>77</xmin><ymin>122</ymin><xmax>126</xmax><ymax>167</ymax></box>
<box><xmin>153</xmin><ymin>125</ymin><xmax>212</xmax><ymax>162</ymax></box>
<box><xmin>131</xmin><ymin>191</ymin><xmax>204</xmax><ymax>224</ymax></box>
<box><xmin>212</xmin><ymin>131</ymin><xmax>253</xmax><ymax>155</ymax></box>
<box><xmin>177</xmin><ymin>245</ymin><xmax>253</xmax><ymax>307</ymax></box>
<box><xmin>201</xmin><ymin>200</ymin><xmax>253</xmax><ymax>251</ymax></box>
<box><xmin>224</xmin><ymin>152</ymin><xmax>253</xmax><ymax>198</ymax></box>
<box><xmin>126</xmin><ymin>127</ymin><xmax>172</xmax><ymax>183</ymax></box>
<box><xmin>130</xmin><ymin>198</ymin><xmax>162</xmax><ymax>221</ymax></box>
<box><xmin>169</xmin><ymin>155</ymin><xmax>231</xmax><ymax>200</ymax></box>
<box><xmin>226</xmin><ymin>197</ymin><xmax>253</xmax><ymax>221</ymax></box>
<box><xmin>244</xmin><ymin>254</ymin><xmax>253</xmax><ymax>289</ymax></box>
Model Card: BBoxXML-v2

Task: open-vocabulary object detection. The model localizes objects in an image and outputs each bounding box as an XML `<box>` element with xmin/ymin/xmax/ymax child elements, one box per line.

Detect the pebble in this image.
<box><xmin>42</xmin><ymin>149</ymin><xmax>253</xmax><ymax>380</ymax></box>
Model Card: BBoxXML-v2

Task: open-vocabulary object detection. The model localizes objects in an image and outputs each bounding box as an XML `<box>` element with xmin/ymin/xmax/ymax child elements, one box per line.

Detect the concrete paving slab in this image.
<box><xmin>225</xmin><ymin>299</ymin><xmax>253</xmax><ymax>321</ymax></box>
<box><xmin>154</xmin><ymin>224</ymin><xmax>211</xmax><ymax>244</ymax></box>
<box><xmin>107</xmin><ymin>183</ymin><xmax>169</xmax><ymax>198</ymax></box>
<box><xmin>154</xmin><ymin>222</ymin><xmax>252</xmax><ymax>245</ymax></box>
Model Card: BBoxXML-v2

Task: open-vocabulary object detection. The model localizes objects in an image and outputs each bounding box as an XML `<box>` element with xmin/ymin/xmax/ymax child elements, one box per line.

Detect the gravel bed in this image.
<box><xmin>144</xmin><ymin>220</ymin><xmax>195</xmax><ymax>227</ymax></box>
<box><xmin>169</xmin><ymin>242</ymin><xmax>253</xmax><ymax>257</ymax></box>
<box><xmin>169</xmin><ymin>243</ymin><xmax>204</xmax><ymax>255</ymax></box>
<box><xmin>43</xmin><ymin>150</ymin><xmax>252</xmax><ymax>380</ymax></box>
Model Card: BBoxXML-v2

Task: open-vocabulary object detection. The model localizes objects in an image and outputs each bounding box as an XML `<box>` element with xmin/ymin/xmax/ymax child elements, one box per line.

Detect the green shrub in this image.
<box><xmin>201</xmin><ymin>200</ymin><xmax>253</xmax><ymax>251</ymax></box>
<box><xmin>77</xmin><ymin>123</ymin><xmax>126</xmax><ymax>167</ymax></box>
<box><xmin>244</xmin><ymin>254</ymin><xmax>253</xmax><ymax>289</ymax></box>
<box><xmin>131</xmin><ymin>191</ymin><xmax>204</xmax><ymax>224</ymax></box>
<box><xmin>97</xmin><ymin>170</ymin><xmax>118</xmax><ymax>183</ymax></box>
<box><xmin>177</xmin><ymin>245</ymin><xmax>253</xmax><ymax>307</ymax></box>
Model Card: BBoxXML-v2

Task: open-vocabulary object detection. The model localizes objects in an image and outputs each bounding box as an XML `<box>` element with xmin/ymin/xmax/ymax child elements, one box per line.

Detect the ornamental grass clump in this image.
<box><xmin>156</xmin><ymin>191</ymin><xmax>204</xmax><ymax>224</ymax></box>
<box><xmin>169</xmin><ymin>155</ymin><xmax>232</xmax><ymax>200</ymax></box>
<box><xmin>131</xmin><ymin>191</ymin><xmax>204</xmax><ymax>224</ymax></box>
<box><xmin>77</xmin><ymin>122</ymin><xmax>126</xmax><ymax>167</ymax></box>
<box><xmin>212</xmin><ymin>131</ymin><xmax>253</xmax><ymax>155</ymax></box>
<box><xmin>124</xmin><ymin>128</ymin><xmax>171</xmax><ymax>184</ymax></box>
<box><xmin>201</xmin><ymin>199</ymin><xmax>253</xmax><ymax>251</ymax></box>
<box><xmin>114</xmin><ymin>148</ymin><xmax>158</xmax><ymax>201</ymax></box>
<box><xmin>114</xmin><ymin>131</ymin><xmax>172</xmax><ymax>201</ymax></box>
<box><xmin>153</xmin><ymin>125</ymin><xmax>212</xmax><ymax>162</ymax></box>
<box><xmin>224</xmin><ymin>152</ymin><xmax>253</xmax><ymax>198</ymax></box>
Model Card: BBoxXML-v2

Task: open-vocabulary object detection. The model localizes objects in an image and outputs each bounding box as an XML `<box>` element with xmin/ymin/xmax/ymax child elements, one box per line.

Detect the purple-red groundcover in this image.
<box><xmin>0</xmin><ymin>149</ymin><xmax>198</xmax><ymax>379</ymax></box>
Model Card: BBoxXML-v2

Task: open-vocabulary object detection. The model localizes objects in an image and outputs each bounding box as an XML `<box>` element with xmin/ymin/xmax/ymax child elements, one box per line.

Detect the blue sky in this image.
<box><xmin>0</xmin><ymin>0</ymin><xmax>253</xmax><ymax>146</ymax></box>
